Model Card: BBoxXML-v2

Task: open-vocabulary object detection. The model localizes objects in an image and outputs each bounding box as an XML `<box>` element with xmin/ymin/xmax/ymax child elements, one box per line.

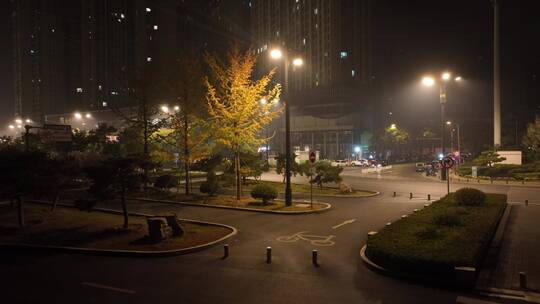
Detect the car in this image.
<box><xmin>415</xmin><ymin>162</ymin><xmax>426</xmax><ymax>172</ymax></box>
<box><xmin>351</xmin><ymin>159</ymin><xmax>369</xmax><ymax>167</ymax></box>
<box><xmin>331</xmin><ymin>160</ymin><xmax>349</xmax><ymax>167</ymax></box>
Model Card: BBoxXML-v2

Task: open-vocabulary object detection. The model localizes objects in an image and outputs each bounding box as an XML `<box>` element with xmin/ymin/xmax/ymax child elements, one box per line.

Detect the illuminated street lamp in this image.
<box><xmin>85</xmin><ymin>113</ymin><xmax>92</xmax><ymax>118</ymax></box>
<box><xmin>74</xmin><ymin>112</ymin><xmax>82</xmax><ymax>120</ymax></box>
<box><xmin>269</xmin><ymin>47</ymin><xmax>304</xmax><ymax>206</ymax></box>
<box><xmin>25</xmin><ymin>119</ymin><xmax>32</xmax><ymax>123</ymax></box>
<box><xmin>174</xmin><ymin>105</ymin><xmax>180</xmax><ymax>111</ymax></box>
<box><xmin>421</xmin><ymin>71</ymin><xmax>462</xmax><ymax>180</ymax></box>
<box><xmin>389</xmin><ymin>123</ymin><xmax>397</xmax><ymax>130</ymax></box>
<box><xmin>161</xmin><ymin>105</ymin><xmax>169</xmax><ymax>113</ymax></box>
<box><xmin>15</xmin><ymin>118</ymin><xmax>23</xmax><ymax>124</ymax></box>
<box><xmin>8</xmin><ymin>125</ymin><xmax>14</xmax><ymax>129</ymax></box>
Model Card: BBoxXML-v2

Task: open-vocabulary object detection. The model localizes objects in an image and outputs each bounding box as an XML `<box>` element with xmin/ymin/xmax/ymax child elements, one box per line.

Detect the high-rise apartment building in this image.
<box><xmin>252</xmin><ymin>0</ymin><xmax>374</xmax><ymax>160</ymax></box>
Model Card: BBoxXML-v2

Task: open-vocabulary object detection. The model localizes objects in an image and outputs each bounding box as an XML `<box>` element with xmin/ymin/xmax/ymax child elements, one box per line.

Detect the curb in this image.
<box><xmin>290</xmin><ymin>191</ymin><xmax>380</xmax><ymax>198</ymax></box>
<box><xmin>1</xmin><ymin>201</ymin><xmax>238</xmax><ymax>257</ymax></box>
<box><xmin>130</xmin><ymin>197</ymin><xmax>332</xmax><ymax>215</ymax></box>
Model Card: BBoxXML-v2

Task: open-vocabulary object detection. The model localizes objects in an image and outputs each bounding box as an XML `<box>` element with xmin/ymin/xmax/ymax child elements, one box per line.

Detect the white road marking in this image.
<box><xmin>276</xmin><ymin>231</ymin><xmax>336</xmax><ymax>246</ymax></box>
<box><xmin>332</xmin><ymin>219</ymin><xmax>356</xmax><ymax>229</ymax></box>
<box><xmin>81</xmin><ymin>282</ymin><xmax>135</xmax><ymax>294</ymax></box>
<box><xmin>456</xmin><ymin>296</ymin><xmax>498</xmax><ymax>304</ymax></box>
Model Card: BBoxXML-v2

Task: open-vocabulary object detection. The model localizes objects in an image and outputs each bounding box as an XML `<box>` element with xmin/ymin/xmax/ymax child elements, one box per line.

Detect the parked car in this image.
<box><xmin>331</xmin><ymin>160</ymin><xmax>349</xmax><ymax>167</ymax></box>
<box><xmin>415</xmin><ymin>162</ymin><xmax>426</xmax><ymax>172</ymax></box>
<box><xmin>351</xmin><ymin>159</ymin><xmax>369</xmax><ymax>167</ymax></box>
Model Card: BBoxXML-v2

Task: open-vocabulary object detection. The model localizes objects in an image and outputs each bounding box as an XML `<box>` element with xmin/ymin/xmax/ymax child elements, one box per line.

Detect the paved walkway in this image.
<box><xmin>483</xmin><ymin>204</ymin><xmax>540</xmax><ymax>292</ymax></box>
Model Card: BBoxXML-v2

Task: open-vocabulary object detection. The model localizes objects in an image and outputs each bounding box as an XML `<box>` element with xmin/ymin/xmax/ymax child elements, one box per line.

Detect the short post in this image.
<box><xmin>519</xmin><ymin>272</ymin><xmax>527</xmax><ymax>289</ymax></box>
<box><xmin>393</xmin><ymin>191</ymin><xmax>396</xmax><ymax>197</ymax></box>
<box><xmin>428</xmin><ymin>194</ymin><xmax>431</xmax><ymax>201</ymax></box>
<box><xmin>506</xmin><ymin>178</ymin><xmax>509</xmax><ymax>184</ymax></box>
<box><xmin>467</xmin><ymin>178</ymin><xmax>469</xmax><ymax>183</ymax></box>
<box><xmin>266</xmin><ymin>246</ymin><xmax>272</xmax><ymax>264</ymax></box>
<box><xmin>223</xmin><ymin>244</ymin><xmax>229</xmax><ymax>259</ymax></box>
<box><xmin>478</xmin><ymin>178</ymin><xmax>480</xmax><ymax>183</ymax></box>
<box><xmin>409</xmin><ymin>192</ymin><xmax>413</xmax><ymax>199</ymax></box>
<box><xmin>490</xmin><ymin>178</ymin><xmax>493</xmax><ymax>184</ymax></box>
<box><xmin>312</xmin><ymin>250</ymin><xmax>319</xmax><ymax>267</ymax></box>
<box><xmin>525</xmin><ymin>200</ymin><xmax>529</xmax><ymax>206</ymax></box>
<box><xmin>522</xmin><ymin>180</ymin><xmax>525</xmax><ymax>185</ymax></box>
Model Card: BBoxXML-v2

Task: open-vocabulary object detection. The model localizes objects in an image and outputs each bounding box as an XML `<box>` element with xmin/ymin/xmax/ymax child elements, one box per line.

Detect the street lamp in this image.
<box><xmin>389</xmin><ymin>123</ymin><xmax>397</xmax><ymax>130</ymax></box>
<box><xmin>446</xmin><ymin>121</ymin><xmax>461</xmax><ymax>163</ymax></box>
<box><xmin>74</xmin><ymin>112</ymin><xmax>82</xmax><ymax>120</ymax></box>
<box><xmin>161</xmin><ymin>105</ymin><xmax>169</xmax><ymax>113</ymax></box>
<box><xmin>15</xmin><ymin>118</ymin><xmax>23</xmax><ymax>124</ymax></box>
<box><xmin>85</xmin><ymin>113</ymin><xmax>92</xmax><ymax>118</ymax></box>
<box><xmin>422</xmin><ymin>71</ymin><xmax>461</xmax><ymax>180</ymax></box>
<box><xmin>270</xmin><ymin>47</ymin><xmax>304</xmax><ymax>206</ymax></box>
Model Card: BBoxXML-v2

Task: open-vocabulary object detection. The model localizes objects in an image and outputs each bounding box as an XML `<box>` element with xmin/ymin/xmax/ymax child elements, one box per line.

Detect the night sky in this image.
<box><xmin>1</xmin><ymin>0</ymin><xmax>539</xmax><ymax>147</ymax></box>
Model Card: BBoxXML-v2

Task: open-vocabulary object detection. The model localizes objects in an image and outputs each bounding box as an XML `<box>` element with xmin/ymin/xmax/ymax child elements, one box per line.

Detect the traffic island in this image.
<box><xmin>134</xmin><ymin>194</ymin><xmax>331</xmax><ymax>214</ymax></box>
<box><xmin>362</xmin><ymin>191</ymin><xmax>507</xmax><ymax>288</ymax></box>
<box><xmin>0</xmin><ymin>202</ymin><xmax>235</xmax><ymax>256</ymax></box>
<box><xmin>224</xmin><ymin>181</ymin><xmax>379</xmax><ymax>198</ymax></box>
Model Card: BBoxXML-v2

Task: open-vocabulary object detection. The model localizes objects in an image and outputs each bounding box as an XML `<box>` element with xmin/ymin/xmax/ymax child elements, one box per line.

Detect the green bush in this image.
<box><xmin>454</xmin><ymin>188</ymin><xmax>486</xmax><ymax>206</ymax></box>
<box><xmin>154</xmin><ymin>174</ymin><xmax>178</xmax><ymax>189</ymax></box>
<box><xmin>200</xmin><ymin>180</ymin><xmax>220</xmax><ymax>196</ymax></box>
<box><xmin>250</xmin><ymin>184</ymin><xmax>278</xmax><ymax>204</ymax></box>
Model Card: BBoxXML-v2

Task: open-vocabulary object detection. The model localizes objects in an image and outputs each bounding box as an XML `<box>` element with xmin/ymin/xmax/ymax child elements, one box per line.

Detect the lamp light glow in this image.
<box><xmin>422</xmin><ymin>76</ymin><xmax>435</xmax><ymax>86</ymax></box>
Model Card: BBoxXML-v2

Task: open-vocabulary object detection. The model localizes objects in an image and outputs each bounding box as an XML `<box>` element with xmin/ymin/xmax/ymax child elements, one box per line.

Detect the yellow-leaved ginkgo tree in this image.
<box><xmin>204</xmin><ymin>48</ymin><xmax>282</xmax><ymax>203</ymax></box>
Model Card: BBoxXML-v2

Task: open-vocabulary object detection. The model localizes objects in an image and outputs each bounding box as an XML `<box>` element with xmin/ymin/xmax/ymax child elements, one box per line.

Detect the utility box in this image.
<box><xmin>497</xmin><ymin>151</ymin><xmax>522</xmax><ymax>165</ymax></box>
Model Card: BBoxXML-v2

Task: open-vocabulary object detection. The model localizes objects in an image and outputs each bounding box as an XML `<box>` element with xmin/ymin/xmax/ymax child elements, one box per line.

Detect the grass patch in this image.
<box><xmin>365</xmin><ymin>193</ymin><xmax>506</xmax><ymax>276</ymax></box>
<box><xmin>0</xmin><ymin>203</ymin><xmax>231</xmax><ymax>251</ymax></box>
<box><xmin>197</xmin><ymin>195</ymin><xmax>327</xmax><ymax>212</ymax></box>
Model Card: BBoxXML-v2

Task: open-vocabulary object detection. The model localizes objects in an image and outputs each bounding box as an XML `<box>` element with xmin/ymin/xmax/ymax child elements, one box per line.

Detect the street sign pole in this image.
<box><xmin>447</xmin><ymin>167</ymin><xmax>450</xmax><ymax>195</ymax></box>
<box><xmin>310</xmin><ymin>175</ymin><xmax>313</xmax><ymax>209</ymax></box>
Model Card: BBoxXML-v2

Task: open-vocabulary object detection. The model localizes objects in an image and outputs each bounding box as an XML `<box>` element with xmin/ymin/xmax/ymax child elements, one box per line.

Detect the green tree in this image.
<box><xmin>275</xmin><ymin>153</ymin><xmax>303</xmax><ymax>182</ymax></box>
<box><xmin>312</xmin><ymin>161</ymin><xmax>343</xmax><ymax>189</ymax></box>
<box><xmin>473</xmin><ymin>150</ymin><xmax>506</xmax><ymax>167</ymax></box>
<box><xmin>204</xmin><ymin>47</ymin><xmax>282</xmax><ymax>202</ymax></box>
<box><xmin>523</xmin><ymin>116</ymin><xmax>540</xmax><ymax>160</ymax></box>
<box><xmin>160</xmin><ymin>51</ymin><xmax>209</xmax><ymax>194</ymax></box>
<box><xmin>371</xmin><ymin>125</ymin><xmax>410</xmax><ymax>160</ymax></box>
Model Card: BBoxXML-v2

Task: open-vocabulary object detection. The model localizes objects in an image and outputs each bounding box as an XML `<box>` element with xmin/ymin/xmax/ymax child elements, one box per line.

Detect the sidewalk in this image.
<box><xmin>480</xmin><ymin>203</ymin><xmax>540</xmax><ymax>292</ymax></box>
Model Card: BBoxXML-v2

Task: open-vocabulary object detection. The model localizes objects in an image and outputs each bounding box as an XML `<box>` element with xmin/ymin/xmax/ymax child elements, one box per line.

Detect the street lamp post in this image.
<box><xmin>422</xmin><ymin>72</ymin><xmax>461</xmax><ymax>180</ymax></box>
<box><xmin>270</xmin><ymin>48</ymin><xmax>303</xmax><ymax>206</ymax></box>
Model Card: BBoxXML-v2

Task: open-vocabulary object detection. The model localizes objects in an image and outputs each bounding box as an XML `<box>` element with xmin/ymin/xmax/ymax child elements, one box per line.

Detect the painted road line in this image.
<box><xmin>81</xmin><ymin>282</ymin><xmax>136</xmax><ymax>294</ymax></box>
<box><xmin>455</xmin><ymin>296</ymin><xmax>499</xmax><ymax>304</ymax></box>
<box><xmin>332</xmin><ymin>219</ymin><xmax>356</xmax><ymax>229</ymax></box>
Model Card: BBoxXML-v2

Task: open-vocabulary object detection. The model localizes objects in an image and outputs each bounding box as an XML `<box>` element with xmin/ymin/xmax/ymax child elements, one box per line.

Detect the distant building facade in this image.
<box><xmin>11</xmin><ymin>0</ymin><xmax>251</xmax><ymax>124</ymax></box>
<box><xmin>251</xmin><ymin>0</ymin><xmax>373</xmax><ymax>160</ymax></box>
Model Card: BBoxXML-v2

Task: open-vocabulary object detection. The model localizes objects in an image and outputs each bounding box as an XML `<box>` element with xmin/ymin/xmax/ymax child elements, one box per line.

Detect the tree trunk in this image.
<box><xmin>17</xmin><ymin>197</ymin><xmax>24</xmax><ymax>228</ymax></box>
<box><xmin>184</xmin><ymin>112</ymin><xmax>190</xmax><ymax>195</ymax></box>
<box><xmin>235</xmin><ymin>151</ymin><xmax>241</xmax><ymax>204</ymax></box>
<box><xmin>143</xmin><ymin>99</ymin><xmax>149</xmax><ymax>196</ymax></box>
<box><xmin>51</xmin><ymin>189</ymin><xmax>60</xmax><ymax>212</ymax></box>
<box><xmin>120</xmin><ymin>176</ymin><xmax>129</xmax><ymax>229</ymax></box>
<box><xmin>121</xmin><ymin>183</ymin><xmax>128</xmax><ymax>229</ymax></box>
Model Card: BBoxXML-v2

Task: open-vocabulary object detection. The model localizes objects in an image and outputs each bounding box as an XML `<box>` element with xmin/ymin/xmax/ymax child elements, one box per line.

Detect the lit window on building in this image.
<box><xmin>146</xmin><ymin>7</ymin><xmax>151</xmax><ymax>12</ymax></box>
<box><xmin>98</xmin><ymin>85</ymin><xmax>102</xmax><ymax>90</ymax></box>
<box><xmin>276</xmin><ymin>30</ymin><xmax>279</xmax><ymax>37</ymax></box>
<box><xmin>314</xmin><ymin>8</ymin><xmax>318</xmax><ymax>14</ymax></box>
<box><xmin>303</xmin><ymin>38</ymin><xmax>306</xmax><ymax>45</ymax></box>
<box><xmin>30</xmin><ymin>49</ymin><xmax>35</xmax><ymax>54</ymax></box>
<box><xmin>153</xmin><ymin>25</ymin><xmax>158</xmax><ymax>30</ymax></box>
<box><xmin>340</xmin><ymin>51</ymin><xmax>348</xmax><ymax>59</ymax></box>
<box><xmin>351</xmin><ymin>70</ymin><xmax>356</xmax><ymax>77</ymax></box>
<box><xmin>121</xmin><ymin>13</ymin><xmax>125</xmax><ymax>19</ymax></box>
<box><xmin>102</xmin><ymin>101</ymin><xmax>107</xmax><ymax>107</ymax></box>
<box><xmin>111</xmin><ymin>91</ymin><xmax>118</xmax><ymax>95</ymax></box>
<box><xmin>147</xmin><ymin>57</ymin><xmax>152</xmax><ymax>62</ymax></box>
<box><xmin>76</xmin><ymin>87</ymin><xmax>83</xmax><ymax>93</ymax></box>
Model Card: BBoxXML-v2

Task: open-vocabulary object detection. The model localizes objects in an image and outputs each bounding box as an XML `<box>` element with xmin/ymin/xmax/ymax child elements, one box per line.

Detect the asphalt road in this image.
<box><xmin>1</xmin><ymin>164</ymin><xmax>536</xmax><ymax>304</ymax></box>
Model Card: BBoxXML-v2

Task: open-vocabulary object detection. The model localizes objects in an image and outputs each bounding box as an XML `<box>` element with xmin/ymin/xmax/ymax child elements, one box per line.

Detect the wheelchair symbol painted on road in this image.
<box><xmin>276</xmin><ymin>231</ymin><xmax>336</xmax><ymax>246</ymax></box>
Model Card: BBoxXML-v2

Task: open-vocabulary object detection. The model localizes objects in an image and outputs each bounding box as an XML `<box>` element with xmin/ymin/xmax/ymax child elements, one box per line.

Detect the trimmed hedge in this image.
<box><xmin>250</xmin><ymin>184</ymin><xmax>278</xmax><ymax>204</ymax></box>
<box><xmin>366</xmin><ymin>193</ymin><xmax>506</xmax><ymax>276</ymax></box>
<box><xmin>454</xmin><ymin>188</ymin><xmax>486</xmax><ymax>206</ymax></box>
